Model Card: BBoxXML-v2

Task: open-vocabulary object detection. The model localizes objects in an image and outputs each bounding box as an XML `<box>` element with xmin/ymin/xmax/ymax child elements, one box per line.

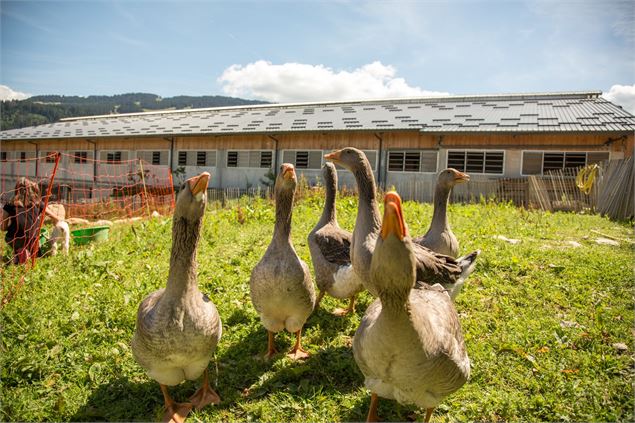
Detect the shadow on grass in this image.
<box><xmin>69</xmin><ymin>376</ymin><xmax>200</xmax><ymax>422</ymax></box>
<box><xmin>213</xmin><ymin>308</ymin><xmax>365</xmax><ymax>409</ymax></box>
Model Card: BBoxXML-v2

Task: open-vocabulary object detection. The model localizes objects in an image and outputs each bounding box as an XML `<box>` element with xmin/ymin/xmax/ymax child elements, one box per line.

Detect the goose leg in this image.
<box><xmin>265</xmin><ymin>330</ymin><xmax>278</xmax><ymax>360</ymax></box>
<box><xmin>287</xmin><ymin>329</ymin><xmax>310</xmax><ymax>360</ymax></box>
<box><xmin>160</xmin><ymin>384</ymin><xmax>192</xmax><ymax>423</ymax></box>
<box><xmin>366</xmin><ymin>392</ymin><xmax>379</xmax><ymax>422</ymax></box>
<box><xmin>332</xmin><ymin>295</ymin><xmax>356</xmax><ymax>316</ymax></box>
<box><xmin>424</xmin><ymin>407</ymin><xmax>435</xmax><ymax>423</ymax></box>
<box><xmin>314</xmin><ymin>290</ymin><xmax>326</xmax><ymax>310</ymax></box>
<box><xmin>189</xmin><ymin>368</ymin><xmax>221</xmax><ymax>410</ymax></box>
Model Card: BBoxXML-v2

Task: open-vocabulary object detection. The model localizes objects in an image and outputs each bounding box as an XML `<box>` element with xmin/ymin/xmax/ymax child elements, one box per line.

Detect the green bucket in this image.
<box><xmin>39</xmin><ymin>228</ymin><xmax>49</xmax><ymax>247</ymax></box>
<box><xmin>71</xmin><ymin>226</ymin><xmax>110</xmax><ymax>246</ymax></box>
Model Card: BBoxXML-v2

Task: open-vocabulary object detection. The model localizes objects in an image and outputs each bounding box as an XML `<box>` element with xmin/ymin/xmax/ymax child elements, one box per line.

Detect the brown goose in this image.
<box><xmin>250</xmin><ymin>163</ymin><xmax>316</xmax><ymax>360</ymax></box>
<box><xmin>308</xmin><ymin>162</ymin><xmax>363</xmax><ymax>316</ymax></box>
<box><xmin>132</xmin><ymin>172</ymin><xmax>222</xmax><ymax>423</ymax></box>
<box><xmin>324</xmin><ymin>148</ymin><xmax>478</xmax><ymax>300</ymax></box>
<box><xmin>413</xmin><ymin>168</ymin><xmax>470</xmax><ymax>258</ymax></box>
<box><xmin>353</xmin><ymin>191</ymin><xmax>471</xmax><ymax>423</ymax></box>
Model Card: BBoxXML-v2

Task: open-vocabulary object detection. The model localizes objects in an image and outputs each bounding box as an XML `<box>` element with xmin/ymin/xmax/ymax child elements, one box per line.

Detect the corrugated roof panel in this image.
<box><xmin>2</xmin><ymin>91</ymin><xmax>634</xmax><ymax>140</ymax></box>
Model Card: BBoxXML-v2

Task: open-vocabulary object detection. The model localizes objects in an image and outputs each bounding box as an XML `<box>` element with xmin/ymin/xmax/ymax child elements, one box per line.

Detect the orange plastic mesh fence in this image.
<box><xmin>0</xmin><ymin>151</ymin><xmax>175</xmax><ymax>305</ymax></box>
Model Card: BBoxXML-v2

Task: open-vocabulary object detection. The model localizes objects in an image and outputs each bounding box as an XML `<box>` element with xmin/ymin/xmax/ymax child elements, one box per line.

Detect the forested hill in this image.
<box><xmin>0</xmin><ymin>93</ymin><xmax>270</xmax><ymax>130</ymax></box>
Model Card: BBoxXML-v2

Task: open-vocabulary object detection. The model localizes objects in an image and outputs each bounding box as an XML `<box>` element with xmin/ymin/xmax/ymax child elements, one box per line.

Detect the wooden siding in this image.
<box><xmin>175</xmin><ymin>135</ymin><xmax>274</xmax><ymax>150</ymax></box>
<box><xmin>440</xmin><ymin>133</ymin><xmax>627</xmax><ymax>152</ymax></box>
<box><xmin>2</xmin><ymin>131</ymin><xmax>631</xmax><ymax>157</ymax></box>
<box><xmin>276</xmin><ymin>132</ymin><xmax>379</xmax><ymax>150</ymax></box>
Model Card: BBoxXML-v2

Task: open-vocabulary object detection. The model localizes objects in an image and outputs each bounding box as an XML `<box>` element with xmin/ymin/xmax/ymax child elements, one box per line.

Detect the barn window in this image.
<box><xmin>196</xmin><ymin>151</ymin><xmax>207</xmax><ymax>166</ymax></box>
<box><xmin>226</xmin><ymin>150</ymin><xmax>270</xmax><ymax>168</ymax></box>
<box><xmin>227</xmin><ymin>151</ymin><xmax>238</xmax><ymax>167</ymax></box>
<box><xmin>388</xmin><ymin>150</ymin><xmax>437</xmax><ymax>172</ymax></box>
<box><xmin>521</xmin><ymin>151</ymin><xmax>610</xmax><ymax>175</ymax></box>
<box><xmin>0</xmin><ymin>152</ymin><xmax>7</xmax><ymax>162</ymax></box>
<box><xmin>45</xmin><ymin>152</ymin><xmax>56</xmax><ymax>163</ymax></box>
<box><xmin>74</xmin><ymin>151</ymin><xmax>88</xmax><ymax>164</ymax></box>
<box><xmin>107</xmin><ymin>151</ymin><xmax>122</xmax><ymax>163</ymax></box>
<box><xmin>178</xmin><ymin>151</ymin><xmax>187</xmax><ymax>166</ymax></box>
<box><xmin>20</xmin><ymin>152</ymin><xmax>27</xmax><ymax>162</ymax></box>
<box><xmin>282</xmin><ymin>150</ymin><xmax>322</xmax><ymax>169</ymax></box>
<box><xmin>447</xmin><ymin>150</ymin><xmax>504</xmax><ymax>174</ymax></box>
<box><xmin>152</xmin><ymin>151</ymin><xmax>161</xmax><ymax>165</ymax></box>
<box><xmin>260</xmin><ymin>151</ymin><xmax>272</xmax><ymax>168</ymax></box>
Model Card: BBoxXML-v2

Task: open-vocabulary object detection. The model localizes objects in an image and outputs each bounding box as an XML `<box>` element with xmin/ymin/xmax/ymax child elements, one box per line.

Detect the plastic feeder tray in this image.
<box><xmin>71</xmin><ymin>226</ymin><xmax>110</xmax><ymax>245</ymax></box>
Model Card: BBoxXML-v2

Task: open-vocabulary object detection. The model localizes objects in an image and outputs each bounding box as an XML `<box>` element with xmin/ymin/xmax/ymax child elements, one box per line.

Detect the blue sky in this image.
<box><xmin>1</xmin><ymin>0</ymin><xmax>634</xmax><ymax>110</ymax></box>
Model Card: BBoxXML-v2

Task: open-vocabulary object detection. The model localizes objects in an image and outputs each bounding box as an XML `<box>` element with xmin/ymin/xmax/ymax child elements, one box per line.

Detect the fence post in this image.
<box><xmin>138</xmin><ymin>158</ymin><xmax>151</xmax><ymax>216</ymax></box>
<box><xmin>31</xmin><ymin>151</ymin><xmax>62</xmax><ymax>266</ymax></box>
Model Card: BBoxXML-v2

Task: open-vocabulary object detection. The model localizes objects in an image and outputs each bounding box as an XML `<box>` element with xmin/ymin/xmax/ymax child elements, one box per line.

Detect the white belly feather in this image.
<box><xmin>327</xmin><ymin>265</ymin><xmax>364</xmax><ymax>299</ymax></box>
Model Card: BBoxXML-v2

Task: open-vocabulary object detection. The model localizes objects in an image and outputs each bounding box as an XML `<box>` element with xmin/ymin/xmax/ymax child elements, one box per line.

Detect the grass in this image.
<box><xmin>1</xmin><ymin>193</ymin><xmax>633</xmax><ymax>422</ymax></box>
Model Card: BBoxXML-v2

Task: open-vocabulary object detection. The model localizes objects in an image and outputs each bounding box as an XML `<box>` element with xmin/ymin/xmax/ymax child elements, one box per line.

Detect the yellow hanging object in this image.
<box><xmin>576</xmin><ymin>164</ymin><xmax>599</xmax><ymax>195</ymax></box>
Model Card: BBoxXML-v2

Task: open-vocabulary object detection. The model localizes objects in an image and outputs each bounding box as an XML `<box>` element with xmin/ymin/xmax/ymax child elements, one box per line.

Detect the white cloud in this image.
<box><xmin>603</xmin><ymin>84</ymin><xmax>635</xmax><ymax>115</ymax></box>
<box><xmin>0</xmin><ymin>85</ymin><xmax>31</xmax><ymax>101</ymax></box>
<box><xmin>217</xmin><ymin>61</ymin><xmax>448</xmax><ymax>103</ymax></box>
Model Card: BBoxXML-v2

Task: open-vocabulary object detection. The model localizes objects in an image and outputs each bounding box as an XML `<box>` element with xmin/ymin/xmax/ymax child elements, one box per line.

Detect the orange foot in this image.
<box><xmin>162</xmin><ymin>402</ymin><xmax>192</xmax><ymax>423</ymax></box>
<box><xmin>287</xmin><ymin>346</ymin><xmax>310</xmax><ymax>360</ymax></box>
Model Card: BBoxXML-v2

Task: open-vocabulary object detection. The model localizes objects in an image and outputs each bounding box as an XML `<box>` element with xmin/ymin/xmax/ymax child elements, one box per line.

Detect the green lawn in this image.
<box><xmin>1</xmin><ymin>194</ymin><xmax>633</xmax><ymax>422</ymax></box>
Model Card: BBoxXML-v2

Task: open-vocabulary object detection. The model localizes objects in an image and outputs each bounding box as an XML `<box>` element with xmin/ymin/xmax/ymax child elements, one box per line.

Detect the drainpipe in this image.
<box><xmin>268</xmin><ymin>135</ymin><xmax>280</xmax><ymax>178</ymax></box>
<box><xmin>374</xmin><ymin>132</ymin><xmax>384</xmax><ymax>190</ymax></box>
<box><xmin>165</xmin><ymin>137</ymin><xmax>175</xmax><ymax>172</ymax></box>
<box><xmin>85</xmin><ymin>139</ymin><xmax>97</xmax><ymax>199</ymax></box>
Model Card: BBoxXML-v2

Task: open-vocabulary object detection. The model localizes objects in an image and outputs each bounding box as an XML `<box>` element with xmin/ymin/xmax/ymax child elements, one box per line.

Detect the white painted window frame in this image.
<box><xmin>446</xmin><ymin>149</ymin><xmax>506</xmax><ymax>175</ymax></box>
<box><xmin>225</xmin><ymin>150</ymin><xmax>275</xmax><ymax>169</ymax></box>
<box><xmin>520</xmin><ymin>150</ymin><xmax>610</xmax><ymax>176</ymax></box>
<box><xmin>386</xmin><ymin>149</ymin><xmax>439</xmax><ymax>174</ymax></box>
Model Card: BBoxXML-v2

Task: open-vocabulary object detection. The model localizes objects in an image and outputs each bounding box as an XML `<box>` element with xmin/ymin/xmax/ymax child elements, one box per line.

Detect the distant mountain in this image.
<box><xmin>0</xmin><ymin>93</ymin><xmax>270</xmax><ymax>130</ymax></box>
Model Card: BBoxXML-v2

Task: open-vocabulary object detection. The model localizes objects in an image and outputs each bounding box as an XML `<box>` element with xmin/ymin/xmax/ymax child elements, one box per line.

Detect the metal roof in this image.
<box><xmin>2</xmin><ymin>91</ymin><xmax>634</xmax><ymax>141</ymax></box>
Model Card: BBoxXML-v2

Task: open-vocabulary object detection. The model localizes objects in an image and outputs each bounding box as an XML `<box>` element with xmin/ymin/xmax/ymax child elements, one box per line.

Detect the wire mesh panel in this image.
<box><xmin>0</xmin><ymin>152</ymin><xmax>175</xmax><ymax>306</ymax></box>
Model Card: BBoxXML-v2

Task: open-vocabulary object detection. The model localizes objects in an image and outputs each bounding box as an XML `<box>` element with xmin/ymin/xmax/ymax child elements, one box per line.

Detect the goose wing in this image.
<box><xmin>315</xmin><ymin>227</ymin><xmax>352</xmax><ymax>266</ymax></box>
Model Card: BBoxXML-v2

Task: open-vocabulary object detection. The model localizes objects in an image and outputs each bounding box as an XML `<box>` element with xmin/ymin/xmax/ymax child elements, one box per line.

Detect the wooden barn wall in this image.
<box><xmin>439</xmin><ymin>133</ymin><xmax>628</xmax><ymax>152</ymax></box>
<box><xmin>95</xmin><ymin>137</ymin><xmax>171</xmax><ymax>150</ymax></box>
<box><xmin>2</xmin><ymin>131</ymin><xmax>632</xmax><ymax>156</ymax></box>
<box><xmin>175</xmin><ymin>135</ymin><xmax>274</xmax><ymax>150</ymax></box>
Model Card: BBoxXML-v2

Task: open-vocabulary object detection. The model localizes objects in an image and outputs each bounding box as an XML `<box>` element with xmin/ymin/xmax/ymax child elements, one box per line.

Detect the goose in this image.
<box><xmin>413</xmin><ymin>168</ymin><xmax>470</xmax><ymax>258</ymax></box>
<box><xmin>324</xmin><ymin>147</ymin><xmax>478</xmax><ymax>300</ymax></box>
<box><xmin>308</xmin><ymin>162</ymin><xmax>363</xmax><ymax>316</ymax></box>
<box><xmin>353</xmin><ymin>191</ymin><xmax>472</xmax><ymax>422</ymax></box>
<box><xmin>250</xmin><ymin>163</ymin><xmax>316</xmax><ymax>360</ymax></box>
<box><xmin>132</xmin><ymin>172</ymin><xmax>221</xmax><ymax>423</ymax></box>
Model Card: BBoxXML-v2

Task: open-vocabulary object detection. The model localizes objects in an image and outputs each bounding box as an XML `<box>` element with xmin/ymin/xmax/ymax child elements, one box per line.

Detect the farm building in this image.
<box><xmin>1</xmin><ymin>91</ymin><xmax>633</xmax><ymax>200</ymax></box>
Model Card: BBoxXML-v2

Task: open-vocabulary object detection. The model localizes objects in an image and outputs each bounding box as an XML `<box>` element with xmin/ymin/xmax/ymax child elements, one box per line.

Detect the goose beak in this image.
<box><xmin>381</xmin><ymin>191</ymin><xmax>408</xmax><ymax>240</ymax></box>
<box><xmin>324</xmin><ymin>150</ymin><xmax>341</xmax><ymax>162</ymax></box>
<box><xmin>281</xmin><ymin>163</ymin><xmax>296</xmax><ymax>180</ymax></box>
<box><xmin>188</xmin><ymin>172</ymin><xmax>210</xmax><ymax>196</ymax></box>
<box><xmin>453</xmin><ymin>169</ymin><xmax>470</xmax><ymax>183</ymax></box>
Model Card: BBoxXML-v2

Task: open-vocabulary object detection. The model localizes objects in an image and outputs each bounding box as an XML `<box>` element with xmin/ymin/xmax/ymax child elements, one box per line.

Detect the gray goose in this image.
<box><xmin>308</xmin><ymin>162</ymin><xmax>363</xmax><ymax>316</ymax></box>
<box><xmin>324</xmin><ymin>147</ymin><xmax>479</xmax><ymax>300</ymax></box>
<box><xmin>250</xmin><ymin>163</ymin><xmax>316</xmax><ymax>360</ymax></box>
<box><xmin>353</xmin><ymin>191</ymin><xmax>471</xmax><ymax>423</ymax></box>
<box><xmin>132</xmin><ymin>172</ymin><xmax>222</xmax><ymax>423</ymax></box>
<box><xmin>413</xmin><ymin>168</ymin><xmax>470</xmax><ymax>258</ymax></box>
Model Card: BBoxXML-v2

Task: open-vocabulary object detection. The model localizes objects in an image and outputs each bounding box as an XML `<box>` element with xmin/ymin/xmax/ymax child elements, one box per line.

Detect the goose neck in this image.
<box><xmin>431</xmin><ymin>184</ymin><xmax>451</xmax><ymax>229</ymax></box>
<box><xmin>165</xmin><ymin>217</ymin><xmax>200</xmax><ymax>297</ymax></box>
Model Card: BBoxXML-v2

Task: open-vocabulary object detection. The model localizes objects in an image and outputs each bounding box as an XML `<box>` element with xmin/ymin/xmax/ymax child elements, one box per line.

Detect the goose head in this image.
<box><xmin>370</xmin><ymin>191</ymin><xmax>416</xmax><ymax>297</ymax></box>
<box><xmin>275</xmin><ymin>163</ymin><xmax>297</xmax><ymax>193</ymax></box>
<box><xmin>438</xmin><ymin>168</ymin><xmax>470</xmax><ymax>189</ymax></box>
<box><xmin>324</xmin><ymin>147</ymin><xmax>369</xmax><ymax>173</ymax></box>
<box><xmin>175</xmin><ymin>172</ymin><xmax>210</xmax><ymax>222</ymax></box>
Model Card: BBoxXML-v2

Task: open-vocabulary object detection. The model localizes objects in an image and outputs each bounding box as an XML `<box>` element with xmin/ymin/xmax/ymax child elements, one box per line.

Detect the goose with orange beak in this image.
<box><xmin>132</xmin><ymin>172</ymin><xmax>222</xmax><ymax>423</ymax></box>
<box><xmin>353</xmin><ymin>191</ymin><xmax>470</xmax><ymax>423</ymax></box>
<box><xmin>250</xmin><ymin>163</ymin><xmax>316</xmax><ymax>360</ymax></box>
<box><xmin>325</xmin><ymin>147</ymin><xmax>479</xmax><ymax>300</ymax></box>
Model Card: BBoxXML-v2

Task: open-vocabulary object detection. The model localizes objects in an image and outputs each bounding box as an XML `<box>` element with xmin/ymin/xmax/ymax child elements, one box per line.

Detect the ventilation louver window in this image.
<box><xmin>388</xmin><ymin>150</ymin><xmax>438</xmax><ymax>173</ymax></box>
<box><xmin>448</xmin><ymin>151</ymin><xmax>504</xmax><ymax>174</ymax></box>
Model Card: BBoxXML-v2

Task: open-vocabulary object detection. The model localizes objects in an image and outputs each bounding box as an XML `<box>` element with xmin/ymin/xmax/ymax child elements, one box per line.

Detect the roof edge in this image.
<box><xmin>59</xmin><ymin>91</ymin><xmax>604</xmax><ymax>122</ymax></box>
